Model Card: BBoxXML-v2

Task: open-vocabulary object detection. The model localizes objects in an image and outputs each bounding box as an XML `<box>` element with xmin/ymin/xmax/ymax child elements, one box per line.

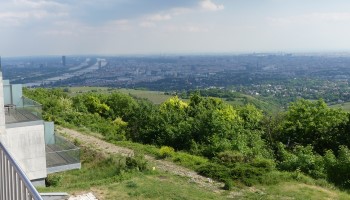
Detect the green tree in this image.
<box><xmin>105</xmin><ymin>92</ymin><xmax>138</xmax><ymax>121</ymax></box>
<box><xmin>279</xmin><ymin>99</ymin><xmax>348</xmax><ymax>153</ymax></box>
<box><xmin>157</xmin><ymin>96</ymin><xmax>191</xmax><ymax>149</ymax></box>
<box><xmin>238</xmin><ymin>104</ymin><xmax>264</xmax><ymax>130</ymax></box>
<box><xmin>72</xmin><ymin>93</ymin><xmax>110</xmax><ymax>117</ymax></box>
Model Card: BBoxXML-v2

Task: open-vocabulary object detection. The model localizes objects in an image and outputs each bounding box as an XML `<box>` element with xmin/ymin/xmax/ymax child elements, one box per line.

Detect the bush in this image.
<box><xmin>125</xmin><ymin>154</ymin><xmax>148</xmax><ymax>171</ymax></box>
<box><xmin>258</xmin><ymin>171</ymin><xmax>290</xmax><ymax>185</ymax></box>
<box><xmin>232</xmin><ymin>163</ymin><xmax>263</xmax><ymax>179</ymax></box>
<box><xmin>171</xmin><ymin>151</ymin><xmax>208</xmax><ymax>170</ymax></box>
<box><xmin>277</xmin><ymin>143</ymin><xmax>326</xmax><ymax>179</ymax></box>
<box><xmin>326</xmin><ymin>146</ymin><xmax>350</xmax><ymax>188</ymax></box>
<box><xmin>251</xmin><ymin>158</ymin><xmax>276</xmax><ymax>171</ymax></box>
<box><xmin>197</xmin><ymin>163</ymin><xmax>231</xmax><ymax>181</ymax></box>
<box><xmin>158</xmin><ymin>146</ymin><xmax>175</xmax><ymax>159</ymax></box>
<box><xmin>216</xmin><ymin>150</ymin><xmax>245</xmax><ymax>166</ymax></box>
<box><xmin>126</xmin><ymin>180</ymin><xmax>138</xmax><ymax>188</ymax></box>
<box><xmin>223</xmin><ymin>179</ymin><xmax>234</xmax><ymax>190</ymax></box>
<box><xmin>45</xmin><ymin>174</ymin><xmax>62</xmax><ymax>187</ymax></box>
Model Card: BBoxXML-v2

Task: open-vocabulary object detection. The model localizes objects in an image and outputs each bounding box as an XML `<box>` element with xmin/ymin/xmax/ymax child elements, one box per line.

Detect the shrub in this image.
<box><xmin>125</xmin><ymin>154</ymin><xmax>148</xmax><ymax>171</ymax></box>
<box><xmin>216</xmin><ymin>150</ymin><xmax>245</xmax><ymax>166</ymax></box>
<box><xmin>73</xmin><ymin>138</ymin><xmax>81</xmax><ymax>146</ymax></box>
<box><xmin>258</xmin><ymin>171</ymin><xmax>290</xmax><ymax>185</ymax></box>
<box><xmin>45</xmin><ymin>174</ymin><xmax>62</xmax><ymax>187</ymax></box>
<box><xmin>171</xmin><ymin>151</ymin><xmax>208</xmax><ymax>170</ymax></box>
<box><xmin>277</xmin><ymin>143</ymin><xmax>326</xmax><ymax>179</ymax></box>
<box><xmin>251</xmin><ymin>157</ymin><xmax>276</xmax><ymax>171</ymax></box>
<box><xmin>223</xmin><ymin>179</ymin><xmax>234</xmax><ymax>190</ymax></box>
<box><xmin>197</xmin><ymin>163</ymin><xmax>231</xmax><ymax>181</ymax></box>
<box><xmin>126</xmin><ymin>180</ymin><xmax>138</xmax><ymax>188</ymax></box>
<box><xmin>232</xmin><ymin>163</ymin><xmax>263</xmax><ymax>179</ymax></box>
<box><xmin>326</xmin><ymin>146</ymin><xmax>350</xmax><ymax>188</ymax></box>
<box><xmin>158</xmin><ymin>146</ymin><xmax>175</xmax><ymax>159</ymax></box>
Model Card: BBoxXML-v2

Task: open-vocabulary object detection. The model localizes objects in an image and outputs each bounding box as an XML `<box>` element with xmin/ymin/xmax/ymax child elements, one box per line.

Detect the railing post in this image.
<box><xmin>0</xmin><ymin>149</ymin><xmax>3</xmax><ymax>200</ymax></box>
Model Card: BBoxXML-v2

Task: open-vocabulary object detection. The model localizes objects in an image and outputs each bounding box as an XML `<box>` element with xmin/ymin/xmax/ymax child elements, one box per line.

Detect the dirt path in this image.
<box><xmin>57</xmin><ymin>127</ymin><xmax>224</xmax><ymax>193</ymax></box>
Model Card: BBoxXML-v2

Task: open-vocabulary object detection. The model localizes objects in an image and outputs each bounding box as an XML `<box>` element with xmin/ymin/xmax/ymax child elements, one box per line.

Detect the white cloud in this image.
<box><xmin>187</xmin><ymin>26</ymin><xmax>209</xmax><ymax>32</ymax></box>
<box><xmin>165</xmin><ymin>25</ymin><xmax>208</xmax><ymax>33</ymax></box>
<box><xmin>139</xmin><ymin>12</ymin><xmax>174</xmax><ymax>29</ymax></box>
<box><xmin>103</xmin><ymin>19</ymin><xmax>132</xmax><ymax>31</ymax></box>
<box><xmin>0</xmin><ymin>0</ymin><xmax>68</xmax><ymax>27</ymax></box>
<box><xmin>139</xmin><ymin>7</ymin><xmax>193</xmax><ymax>29</ymax></box>
<box><xmin>112</xmin><ymin>19</ymin><xmax>129</xmax><ymax>25</ymax></box>
<box><xmin>139</xmin><ymin>21</ymin><xmax>156</xmax><ymax>28</ymax></box>
<box><xmin>42</xmin><ymin>30</ymin><xmax>75</xmax><ymax>36</ymax></box>
<box><xmin>200</xmin><ymin>0</ymin><xmax>224</xmax><ymax>11</ymax></box>
<box><xmin>0</xmin><ymin>10</ymin><xmax>50</xmax><ymax>26</ymax></box>
<box><xmin>170</xmin><ymin>7</ymin><xmax>193</xmax><ymax>16</ymax></box>
<box><xmin>148</xmin><ymin>14</ymin><xmax>172</xmax><ymax>21</ymax></box>
<box><xmin>268</xmin><ymin>12</ymin><xmax>350</xmax><ymax>26</ymax></box>
<box><xmin>13</xmin><ymin>0</ymin><xmax>66</xmax><ymax>9</ymax></box>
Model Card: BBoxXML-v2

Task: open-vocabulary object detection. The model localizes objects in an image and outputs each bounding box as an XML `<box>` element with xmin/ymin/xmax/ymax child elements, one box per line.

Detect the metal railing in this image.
<box><xmin>0</xmin><ymin>142</ymin><xmax>42</xmax><ymax>200</ymax></box>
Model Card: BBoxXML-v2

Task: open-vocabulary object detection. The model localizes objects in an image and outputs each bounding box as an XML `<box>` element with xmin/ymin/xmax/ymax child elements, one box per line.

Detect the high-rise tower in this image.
<box><xmin>62</xmin><ymin>55</ymin><xmax>66</xmax><ymax>66</ymax></box>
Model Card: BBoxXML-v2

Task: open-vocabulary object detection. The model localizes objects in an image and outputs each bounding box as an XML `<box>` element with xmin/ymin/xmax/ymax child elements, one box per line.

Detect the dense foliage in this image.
<box><xmin>24</xmin><ymin>88</ymin><xmax>350</xmax><ymax>189</ymax></box>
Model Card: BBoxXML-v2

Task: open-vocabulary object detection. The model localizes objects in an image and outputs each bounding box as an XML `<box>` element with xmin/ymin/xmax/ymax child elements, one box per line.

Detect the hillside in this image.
<box><xmin>330</xmin><ymin>102</ymin><xmax>350</xmax><ymax>112</ymax></box>
<box><xmin>67</xmin><ymin>87</ymin><xmax>174</xmax><ymax>104</ymax></box>
<box><xmin>38</xmin><ymin>127</ymin><xmax>350</xmax><ymax>199</ymax></box>
<box><xmin>66</xmin><ymin>86</ymin><xmax>282</xmax><ymax>113</ymax></box>
<box><xmin>25</xmin><ymin>88</ymin><xmax>350</xmax><ymax>199</ymax></box>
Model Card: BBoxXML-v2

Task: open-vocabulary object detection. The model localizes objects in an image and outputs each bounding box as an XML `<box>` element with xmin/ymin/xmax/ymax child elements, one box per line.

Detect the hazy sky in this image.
<box><xmin>1</xmin><ymin>0</ymin><xmax>350</xmax><ymax>56</ymax></box>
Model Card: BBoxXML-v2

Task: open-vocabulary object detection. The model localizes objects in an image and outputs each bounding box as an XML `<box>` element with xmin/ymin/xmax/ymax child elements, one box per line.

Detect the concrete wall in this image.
<box><xmin>1</xmin><ymin>122</ymin><xmax>47</xmax><ymax>181</ymax></box>
<box><xmin>0</xmin><ymin>73</ymin><xmax>6</xmax><ymax>134</ymax></box>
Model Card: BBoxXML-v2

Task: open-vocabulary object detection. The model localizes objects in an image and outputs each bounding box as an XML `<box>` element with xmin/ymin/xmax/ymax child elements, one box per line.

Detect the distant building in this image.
<box><xmin>62</xmin><ymin>56</ymin><xmax>66</xmax><ymax>66</ymax></box>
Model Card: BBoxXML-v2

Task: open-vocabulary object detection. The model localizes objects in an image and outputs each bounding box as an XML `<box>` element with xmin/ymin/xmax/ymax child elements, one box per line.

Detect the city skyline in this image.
<box><xmin>2</xmin><ymin>0</ymin><xmax>350</xmax><ymax>56</ymax></box>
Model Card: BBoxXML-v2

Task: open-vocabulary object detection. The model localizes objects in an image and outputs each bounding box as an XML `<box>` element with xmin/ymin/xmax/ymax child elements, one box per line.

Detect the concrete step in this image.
<box><xmin>68</xmin><ymin>192</ymin><xmax>98</xmax><ymax>200</ymax></box>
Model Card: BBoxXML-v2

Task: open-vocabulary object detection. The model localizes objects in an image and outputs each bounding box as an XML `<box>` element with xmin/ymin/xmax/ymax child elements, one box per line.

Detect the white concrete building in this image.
<box><xmin>0</xmin><ymin>72</ymin><xmax>80</xmax><ymax>186</ymax></box>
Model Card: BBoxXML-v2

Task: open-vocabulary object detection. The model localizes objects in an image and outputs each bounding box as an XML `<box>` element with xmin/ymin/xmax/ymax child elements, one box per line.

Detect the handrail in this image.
<box><xmin>0</xmin><ymin>142</ymin><xmax>43</xmax><ymax>200</ymax></box>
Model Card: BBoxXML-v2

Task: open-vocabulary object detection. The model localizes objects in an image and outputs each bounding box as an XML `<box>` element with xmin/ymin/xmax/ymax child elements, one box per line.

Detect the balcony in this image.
<box><xmin>5</xmin><ymin>97</ymin><xmax>42</xmax><ymax>124</ymax></box>
<box><xmin>46</xmin><ymin>134</ymin><xmax>81</xmax><ymax>174</ymax></box>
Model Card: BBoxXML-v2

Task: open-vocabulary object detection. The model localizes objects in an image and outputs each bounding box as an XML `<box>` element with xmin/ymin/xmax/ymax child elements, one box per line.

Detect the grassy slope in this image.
<box><xmin>250</xmin><ymin>182</ymin><xmax>350</xmax><ymax>200</ymax></box>
<box><xmin>227</xmin><ymin>94</ymin><xmax>282</xmax><ymax>113</ymax></box>
<box><xmin>330</xmin><ymin>102</ymin><xmax>350</xmax><ymax>112</ymax></box>
<box><xmin>38</xmin><ymin>145</ymin><xmax>227</xmax><ymax>200</ymax></box>
<box><xmin>38</xmin><ymin>128</ymin><xmax>350</xmax><ymax>200</ymax></box>
<box><xmin>66</xmin><ymin>87</ymin><xmax>282</xmax><ymax>113</ymax></box>
<box><xmin>67</xmin><ymin>87</ymin><xmax>173</xmax><ymax>104</ymax></box>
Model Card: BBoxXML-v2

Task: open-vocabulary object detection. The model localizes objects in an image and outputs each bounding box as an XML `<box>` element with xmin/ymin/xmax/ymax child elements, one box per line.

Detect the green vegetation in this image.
<box><xmin>38</xmin><ymin>146</ymin><xmax>227</xmax><ymax>200</ymax></box>
<box><xmin>331</xmin><ymin>102</ymin><xmax>350</xmax><ymax>112</ymax></box>
<box><xmin>180</xmin><ymin>88</ymin><xmax>282</xmax><ymax>113</ymax></box>
<box><xmin>25</xmin><ymin>87</ymin><xmax>350</xmax><ymax>198</ymax></box>
<box><xmin>67</xmin><ymin>87</ymin><xmax>173</xmax><ymax>104</ymax></box>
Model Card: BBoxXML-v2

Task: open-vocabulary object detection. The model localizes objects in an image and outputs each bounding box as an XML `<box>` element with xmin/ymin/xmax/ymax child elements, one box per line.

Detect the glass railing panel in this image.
<box><xmin>45</xmin><ymin>134</ymin><xmax>80</xmax><ymax>168</ymax></box>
